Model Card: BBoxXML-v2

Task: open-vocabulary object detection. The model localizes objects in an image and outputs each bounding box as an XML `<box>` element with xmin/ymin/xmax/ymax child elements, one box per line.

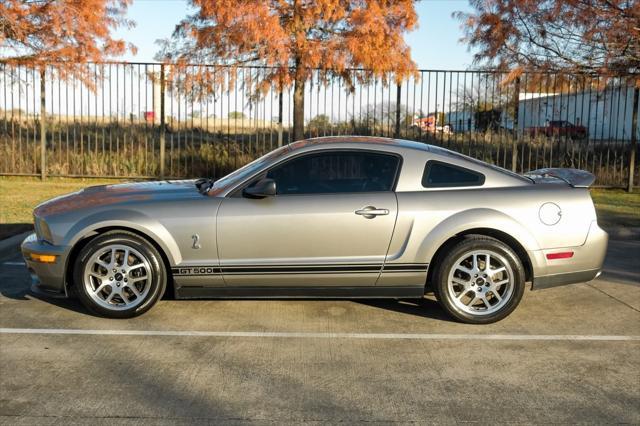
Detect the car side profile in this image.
<box><xmin>21</xmin><ymin>136</ymin><xmax>608</xmax><ymax>324</ymax></box>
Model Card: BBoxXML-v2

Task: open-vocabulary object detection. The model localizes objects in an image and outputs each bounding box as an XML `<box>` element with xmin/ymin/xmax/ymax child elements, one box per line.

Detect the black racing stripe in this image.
<box><xmin>175</xmin><ymin>264</ymin><xmax>380</xmax><ymax>268</ymax></box>
<box><xmin>172</xmin><ymin>263</ymin><xmax>428</xmax><ymax>276</ymax></box>
<box><xmin>223</xmin><ymin>265</ymin><xmax>381</xmax><ymax>273</ymax></box>
<box><xmin>383</xmin><ymin>263</ymin><xmax>429</xmax><ymax>272</ymax></box>
<box><xmin>223</xmin><ymin>271</ymin><xmax>379</xmax><ymax>275</ymax></box>
<box><xmin>172</xmin><ymin>264</ymin><xmax>381</xmax><ymax>276</ymax></box>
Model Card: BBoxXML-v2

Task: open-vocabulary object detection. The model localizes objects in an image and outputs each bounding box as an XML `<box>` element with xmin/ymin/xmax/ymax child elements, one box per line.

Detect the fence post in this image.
<box><xmin>159</xmin><ymin>64</ymin><xmax>166</xmax><ymax>179</ymax></box>
<box><xmin>511</xmin><ymin>76</ymin><xmax>521</xmax><ymax>172</ymax></box>
<box><xmin>278</xmin><ymin>89</ymin><xmax>283</xmax><ymax>146</ymax></box>
<box><xmin>628</xmin><ymin>87</ymin><xmax>639</xmax><ymax>193</ymax></box>
<box><xmin>39</xmin><ymin>67</ymin><xmax>46</xmax><ymax>180</ymax></box>
<box><xmin>394</xmin><ymin>83</ymin><xmax>401</xmax><ymax>139</ymax></box>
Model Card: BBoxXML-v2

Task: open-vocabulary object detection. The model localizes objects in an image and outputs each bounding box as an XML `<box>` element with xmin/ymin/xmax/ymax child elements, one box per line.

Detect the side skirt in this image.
<box><xmin>175</xmin><ymin>285</ymin><xmax>425</xmax><ymax>300</ymax></box>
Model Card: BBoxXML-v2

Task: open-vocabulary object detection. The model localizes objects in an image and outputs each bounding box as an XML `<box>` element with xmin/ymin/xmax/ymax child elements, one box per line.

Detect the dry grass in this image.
<box><xmin>0</xmin><ymin>123</ymin><xmax>271</xmax><ymax>178</ymax></box>
<box><xmin>2</xmin><ymin>117</ymin><xmax>635</xmax><ymax>187</ymax></box>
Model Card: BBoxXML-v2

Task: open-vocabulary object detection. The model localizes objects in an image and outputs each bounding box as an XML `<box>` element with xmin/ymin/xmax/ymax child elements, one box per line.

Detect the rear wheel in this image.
<box><xmin>433</xmin><ymin>235</ymin><xmax>525</xmax><ymax>324</ymax></box>
<box><xmin>73</xmin><ymin>231</ymin><xmax>166</xmax><ymax>318</ymax></box>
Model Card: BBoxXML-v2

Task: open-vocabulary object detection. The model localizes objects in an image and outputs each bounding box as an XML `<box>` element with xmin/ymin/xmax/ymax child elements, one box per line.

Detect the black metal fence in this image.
<box><xmin>1</xmin><ymin>63</ymin><xmax>638</xmax><ymax>188</ymax></box>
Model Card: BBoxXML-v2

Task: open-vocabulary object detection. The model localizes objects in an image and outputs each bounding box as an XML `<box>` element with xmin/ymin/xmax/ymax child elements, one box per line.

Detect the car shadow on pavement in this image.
<box><xmin>602</xmin><ymin>240</ymin><xmax>640</xmax><ymax>285</ymax></box>
<box><xmin>0</xmin><ymin>267</ymin><xmax>97</xmax><ymax>317</ymax></box>
<box><xmin>29</xmin><ymin>291</ymin><xmax>98</xmax><ymax>317</ymax></box>
<box><xmin>1</xmin><ymin>265</ymin><xmax>456</xmax><ymax>321</ymax></box>
<box><xmin>0</xmin><ymin>223</ymin><xmax>33</xmax><ymax>241</ymax></box>
<box><xmin>356</xmin><ymin>297</ymin><xmax>453</xmax><ymax>322</ymax></box>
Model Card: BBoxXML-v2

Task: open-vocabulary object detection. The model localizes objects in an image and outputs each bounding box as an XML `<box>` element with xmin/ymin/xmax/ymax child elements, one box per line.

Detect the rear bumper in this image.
<box><xmin>531</xmin><ymin>221</ymin><xmax>608</xmax><ymax>290</ymax></box>
<box><xmin>21</xmin><ymin>233</ymin><xmax>70</xmax><ymax>297</ymax></box>
<box><xmin>533</xmin><ymin>268</ymin><xmax>602</xmax><ymax>290</ymax></box>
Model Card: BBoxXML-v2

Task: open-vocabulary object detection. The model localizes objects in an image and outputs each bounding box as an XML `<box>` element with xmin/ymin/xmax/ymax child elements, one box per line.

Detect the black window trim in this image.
<box><xmin>422</xmin><ymin>160</ymin><xmax>485</xmax><ymax>188</ymax></box>
<box><xmin>228</xmin><ymin>148</ymin><xmax>403</xmax><ymax>197</ymax></box>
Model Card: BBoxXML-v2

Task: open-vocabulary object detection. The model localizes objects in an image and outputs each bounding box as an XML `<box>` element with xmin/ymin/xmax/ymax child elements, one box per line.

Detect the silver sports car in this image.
<box><xmin>22</xmin><ymin>136</ymin><xmax>608</xmax><ymax>323</ymax></box>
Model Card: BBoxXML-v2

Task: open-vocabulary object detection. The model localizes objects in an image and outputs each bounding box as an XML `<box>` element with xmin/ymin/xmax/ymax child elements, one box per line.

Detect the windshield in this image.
<box><xmin>212</xmin><ymin>145</ymin><xmax>291</xmax><ymax>189</ymax></box>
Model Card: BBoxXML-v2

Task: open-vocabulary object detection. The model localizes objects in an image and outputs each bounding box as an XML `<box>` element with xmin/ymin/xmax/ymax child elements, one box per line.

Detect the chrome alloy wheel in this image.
<box><xmin>83</xmin><ymin>244</ymin><xmax>152</xmax><ymax>311</ymax></box>
<box><xmin>447</xmin><ymin>249</ymin><xmax>514</xmax><ymax>316</ymax></box>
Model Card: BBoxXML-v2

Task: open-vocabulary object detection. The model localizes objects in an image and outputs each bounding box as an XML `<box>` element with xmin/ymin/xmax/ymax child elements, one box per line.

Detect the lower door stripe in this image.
<box><xmin>172</xmin><ymin>263</ymin><xmax>428</xmax><ymax>276</ymax></box>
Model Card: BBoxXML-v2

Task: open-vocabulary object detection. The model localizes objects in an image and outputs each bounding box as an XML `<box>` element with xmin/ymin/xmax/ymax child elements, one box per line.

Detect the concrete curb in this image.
<box><xmin>0</xmin><ymin>231</ymin><xmax>32</xmax><ymax>261</ymax></box>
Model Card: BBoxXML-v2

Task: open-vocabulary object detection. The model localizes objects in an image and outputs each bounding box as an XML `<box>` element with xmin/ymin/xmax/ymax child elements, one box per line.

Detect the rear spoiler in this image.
<box><xmin>524</xmin><ymin>168</ymin><xmax>596</xmax><ymax>188</ymax></box>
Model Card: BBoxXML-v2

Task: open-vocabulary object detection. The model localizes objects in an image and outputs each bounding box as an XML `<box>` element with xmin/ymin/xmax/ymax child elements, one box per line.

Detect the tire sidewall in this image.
<box><xmin>73</xmin><ymin>232</ymin><xmax>166</xmax><ymax>318</ymax></box>
<box><xmin>434</xmin><ymin>237</ymin><xmax>525</xmax><ymax>324</ymax></box>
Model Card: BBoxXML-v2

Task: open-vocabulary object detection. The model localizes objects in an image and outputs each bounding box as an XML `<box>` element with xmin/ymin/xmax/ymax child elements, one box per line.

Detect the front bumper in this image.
<box><xmin>21</xmin><ymin>233</ymin><xmax>70</xmax><ymax>297</ymax></box>
<box><xmin>531</xmin><ymin>221</ymin><xmax>608</xmax><ymax>290</ymax></box>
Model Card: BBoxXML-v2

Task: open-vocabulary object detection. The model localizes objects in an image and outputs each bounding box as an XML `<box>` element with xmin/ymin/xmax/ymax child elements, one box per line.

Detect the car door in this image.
<box><xmin>216</xmin><ymin>149</ymin><xmax>400</xmax><ymax>287</ymax></box>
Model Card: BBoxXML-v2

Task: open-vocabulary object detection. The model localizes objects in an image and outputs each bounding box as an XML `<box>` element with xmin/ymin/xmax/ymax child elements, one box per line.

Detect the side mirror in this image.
<box><xmin>243</xmin><ymin>178</ymin><xmax>277</xmax><ymax>198</ymax></box>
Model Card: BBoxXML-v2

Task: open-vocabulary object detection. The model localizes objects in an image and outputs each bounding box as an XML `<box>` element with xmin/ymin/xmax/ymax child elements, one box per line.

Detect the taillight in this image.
<box><xmin>546</xmin><ymin>251</ymin><xmax>574</xmax><ymax>260</ymax></box>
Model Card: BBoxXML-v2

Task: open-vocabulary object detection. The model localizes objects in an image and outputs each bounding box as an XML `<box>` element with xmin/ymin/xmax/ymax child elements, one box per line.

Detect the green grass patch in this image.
<box><xmin>591</xmin><ymin>189</ymin><xmax>640</xmax><ymax>229</ymax></box>
<box><xmin>0</xmin><ymin>176</ymin><xmax>127</xmax><ymax>239</ymax></box>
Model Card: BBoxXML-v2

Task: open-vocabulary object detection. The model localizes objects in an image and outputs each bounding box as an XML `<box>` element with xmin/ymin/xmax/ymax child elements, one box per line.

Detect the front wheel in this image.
<box><xmin>73</xmin><ymin>231</ymin><xmax>166</xmax><ymax>318</ymax></box>
<box><xmin>433</xmin><ymin>235</ymin><xmax>525</xmax><ymax>324</ymax></box>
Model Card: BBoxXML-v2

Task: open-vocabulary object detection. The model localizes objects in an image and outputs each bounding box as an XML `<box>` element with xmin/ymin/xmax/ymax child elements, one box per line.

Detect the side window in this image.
<box><xmin>422</xmin><ymin>161</ymin><xmax>485</xmax><ymax>188</ymax></box>
<box><xmin>265</xmin><ymin>151</ymin><xmax>399</xmax><ymax>195</ymax></box>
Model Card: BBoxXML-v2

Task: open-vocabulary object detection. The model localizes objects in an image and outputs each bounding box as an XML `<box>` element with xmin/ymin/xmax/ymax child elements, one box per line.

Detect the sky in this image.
<box><xmin>113</xmin><ymin>0</ymin><xmax>476</xmax><ymax>70</ymax></box>
<box><xmin>2</xmin><ymin>0</ymin><xmax>480</xmax><ymax>123</ymax></box>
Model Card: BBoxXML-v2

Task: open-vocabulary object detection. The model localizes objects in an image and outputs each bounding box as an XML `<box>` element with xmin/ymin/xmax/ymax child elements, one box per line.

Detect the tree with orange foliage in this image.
<box><xmin>1</xmin><ymin>0</ymin><xmax>134</xmax><ymax>179</ymax></box>
<box><xmin>159</xmin><ymin>0</ymin><xmax>418</xmax><ymax>141</ymax></box>
<box><xmin>456</xmin><ymin>0</ymin><xmax>639</xmax><ymax>80</ymax></box>
<box><xmin>0</xmin><ymin>0</ymin><xmax>135</xmax><ymax>82</ymax></box>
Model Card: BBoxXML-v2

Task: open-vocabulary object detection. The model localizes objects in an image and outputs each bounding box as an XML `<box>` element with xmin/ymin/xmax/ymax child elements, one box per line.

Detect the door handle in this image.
<box><xmin>355</xmin><ymin>206</ymin><xmax>389</xmax><ymax>218</ymax></box>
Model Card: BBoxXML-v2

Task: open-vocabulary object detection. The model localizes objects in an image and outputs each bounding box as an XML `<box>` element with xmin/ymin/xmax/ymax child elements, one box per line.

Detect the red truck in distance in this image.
<box><xmin>527</xmin><ymin>120</ymin><xmax>588</xmax><ymax>139</ymax></box>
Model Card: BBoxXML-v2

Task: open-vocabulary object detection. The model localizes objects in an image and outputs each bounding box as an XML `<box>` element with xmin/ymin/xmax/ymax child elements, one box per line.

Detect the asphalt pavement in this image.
<box><xmin>0</xmin><ymin>240</ymin><xmax>638</xmax><ymax>424</ymax></box>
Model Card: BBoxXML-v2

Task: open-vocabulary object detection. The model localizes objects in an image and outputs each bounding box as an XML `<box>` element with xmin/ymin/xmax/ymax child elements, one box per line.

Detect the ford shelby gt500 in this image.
<box><xmin>22</xmin><ymin>137</ymin><xmax>608</xmax><ymax>323</ymax></box>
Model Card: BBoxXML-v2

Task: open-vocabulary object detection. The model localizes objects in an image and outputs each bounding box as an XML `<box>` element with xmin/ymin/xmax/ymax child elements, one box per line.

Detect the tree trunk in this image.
<box><xmin>293</xmin><ymin>73</ymin><xmax>305</xmax><ymax>141</ymax></box>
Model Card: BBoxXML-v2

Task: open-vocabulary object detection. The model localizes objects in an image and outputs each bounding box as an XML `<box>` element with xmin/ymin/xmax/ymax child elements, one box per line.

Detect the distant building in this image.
<box><xmin>445</xmin><ymin>110</ymin><xmax>511</xmax><ymax>133</ymax></box>
<box><xmin>446</xmin><ymin>111</ymin><xmax>474</xmax><ymax>132</ymax></box>
<box><xmin>516</xmin><ymin>86</ymin><xmax>637</xmax><ymax>140</ymax></box>
<box><xmin>443</xmin><ymin>85</ymin><xmax>638</xmax><ymax>140</ymax></box>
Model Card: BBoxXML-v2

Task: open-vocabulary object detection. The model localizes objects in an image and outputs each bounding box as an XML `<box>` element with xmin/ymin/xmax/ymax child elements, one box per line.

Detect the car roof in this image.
<box><xmin>286</xmin><ymin>136</ymin><xmax>493</xmax><ymax>166</ymax></box>
<box><xmin>287</xmin><ymin>136</ymin><xmax>433</xmax><ymax>153</ymax></box>
<box><xmin>288</xmin><ymin>136</ymin><xmax>530</xmax><ymax>185</ymax></box>
<box><xmin>289</xmin><ymin>136</ymin><xmax>481</xmax><ymax>162</ymax></box>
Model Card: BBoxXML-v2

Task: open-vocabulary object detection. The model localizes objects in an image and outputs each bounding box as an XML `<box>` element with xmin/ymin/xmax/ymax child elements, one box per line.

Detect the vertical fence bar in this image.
<box><xmin>39</xmin><ymin>67</ymin><xmax>46</xmax><ymax>180</ymax></box>
<box><xmin>628</xmin><ymin>86</ymin><xmax>639</xmax><ymax>192</ymax></box>
<box><xmin>159</xmin><ymin>64</ymin><xmax>166</xmax><ymax>179</ymax></box>
<box><xmin>394</xmin><ymin>83</ymin><xmax>401</xmax><ymax>138</ymax></box>
<box><xmin>511</xmin><ymin>76</ymin><xmax>521</xmax><ymax>172</ymax></box>
<box><xmin>278</xmin><ymin>88</ymin><xmax>283</xmax><ymax>146</ymax></box>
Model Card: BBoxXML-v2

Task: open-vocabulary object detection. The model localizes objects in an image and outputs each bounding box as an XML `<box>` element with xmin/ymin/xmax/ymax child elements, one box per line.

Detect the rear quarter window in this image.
<box><xmin>422</xmin><ymin>161</ymin><xmax>485</xmax><ymax>188</ymax></box>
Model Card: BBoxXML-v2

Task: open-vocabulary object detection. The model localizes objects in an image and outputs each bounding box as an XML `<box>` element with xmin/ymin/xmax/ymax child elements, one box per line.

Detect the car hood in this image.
<box><xmin>34</xmin><ymin>180</ymin><xmax>203</xmax><ymax>218</ymax></box>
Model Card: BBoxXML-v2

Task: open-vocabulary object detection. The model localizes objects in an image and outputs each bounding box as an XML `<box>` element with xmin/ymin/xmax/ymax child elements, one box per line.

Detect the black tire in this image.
<box><xmin>433</xmin><ymin>235</ymin><xmax>525</xmax><ymax>324</ymax></box>
<box><xmin>73</xmin><ymin>231</ymin><xmax>166</xmax><ymax>318</ymax></box>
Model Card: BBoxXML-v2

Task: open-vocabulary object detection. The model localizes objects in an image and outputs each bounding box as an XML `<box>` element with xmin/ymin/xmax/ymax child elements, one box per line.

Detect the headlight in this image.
<box><xmin>34</xmin><ymin>216</ymin><xmax>53</xmax><ymax>244</ymax></box>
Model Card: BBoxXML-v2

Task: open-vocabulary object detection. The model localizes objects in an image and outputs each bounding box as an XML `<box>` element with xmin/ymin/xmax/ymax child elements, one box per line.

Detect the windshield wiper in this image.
<box><xmin>195</xmin><ymin>178</ymin><xmax>215</xmax><ymax>194</ymax></box>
